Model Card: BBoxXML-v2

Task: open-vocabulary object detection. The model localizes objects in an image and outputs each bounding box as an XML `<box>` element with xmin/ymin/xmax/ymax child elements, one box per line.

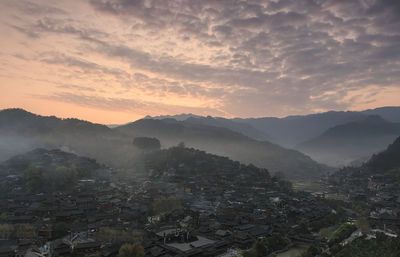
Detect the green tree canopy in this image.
<box><xmin>23</xmin><ymin>165</ymin><xmax>44</xmax><ymax>191</ymax></box>
<box><xmin>118</xmin><ymin>243</ymin><xmax>145</xmax><ymax>257</ymax></box>
<box><xmin>133</xmin><ymin>137</ymin><xmax>161</xmax><ymax>151</ymax></box>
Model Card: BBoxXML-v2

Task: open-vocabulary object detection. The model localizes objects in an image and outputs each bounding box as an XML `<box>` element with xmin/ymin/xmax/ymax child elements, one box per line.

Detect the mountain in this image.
<box><xmin>362</xmin><ymin>106</ymin><xmax>400</xmax><ymax>123</ymax></box>
<box><xmin>0</xmin><ymin>108</ymin><xmax>142</xmax><ymax>169</ymax></box>
<box><xmin>367</xmin><ymin>136</ymin><xmax>400</xmax><ymax>172</ymax></box>
<box><xmin>233</xmin><ymin>111</ymin><xmax>368</xmax><ymax>147</ymax></box>
<box><xmin>146</xmin><ymin>114</ymin><xmax>271</xmax><ymax>141</ymax></box>
<box><xmin>0</xmin><ymin>108</ymin><xmax>111</xmax><ymax>134</ymax></box>
<box><xmin>114</xmin><ymin>118</ymin><xmax>330</xmax><ymax>180</ymax></box>
<box><xmin>139</xmin><ymin>107</ymin><xmax>400</xmax><ymax>148</ymax></box>
<box><xmin>144</xmin><ymin>113</ymin><xmax>202</xmax><ymax>121</ymax></box>
<box><xmin>184</xmin><ymin>116</ymin><xmax>270</xmax><ymax>141</ymax></box>
<box><xmin>0</xmin><ymin>108</ymin><xmax>329</xmax><ymax>180</ymax></box>
<box><xmin>233</xmin><ymin>107</ymin><xmax>400</xmax><ymax>147</ymax></box>
<box><xmin>296</xmin><ymin>115</ymin><xmax>400</xmax><ymax>166</ymax></box>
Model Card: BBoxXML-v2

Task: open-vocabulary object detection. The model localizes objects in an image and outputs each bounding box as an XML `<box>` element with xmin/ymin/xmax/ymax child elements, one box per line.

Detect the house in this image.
<box><xmin>52</xmin><ymin>239</ymin><xmax>72</xmax><ymax>256</ymax></box>
<box><xmin>0</xmin><ymin>240</ymin><xmax>17</xmax><ymax>257</ymax></box>
<box><xmin>73</xmin><ymin>241</ymin><xmax>101</xmax><ymax>254</ymax></box>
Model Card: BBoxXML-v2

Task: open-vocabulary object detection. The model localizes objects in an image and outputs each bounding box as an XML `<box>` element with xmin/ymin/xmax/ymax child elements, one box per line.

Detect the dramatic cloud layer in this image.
<box><xmin>0</xmin><ymin>0</ymin><xmax>399</xmax><ymax>123</ymax></box>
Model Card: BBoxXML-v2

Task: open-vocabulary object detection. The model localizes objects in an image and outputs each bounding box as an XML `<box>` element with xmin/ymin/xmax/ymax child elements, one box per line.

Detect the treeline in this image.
<box><xmin>243</xmin><ymin>233</ymin><xmax>290</xmax><ymax>257</ymax></box>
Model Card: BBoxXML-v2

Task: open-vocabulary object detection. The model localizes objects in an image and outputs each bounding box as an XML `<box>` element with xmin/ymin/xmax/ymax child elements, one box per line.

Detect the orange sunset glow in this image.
<box><xmin>1</xmin><ymin>0</ymin><xmax>400</xmax><ymax>124</ymax></box>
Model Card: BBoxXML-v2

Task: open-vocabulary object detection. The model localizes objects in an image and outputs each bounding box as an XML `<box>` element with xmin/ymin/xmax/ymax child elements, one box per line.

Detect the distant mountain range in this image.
<box><xmin>1</xmin><ymin>106</ymin><xmax>399</xmax><ymax>178</ymax></box>
<box><xmin>0</xmin><ymin>108</ymin><xmax>330</xmax><ymax>180</ymax></box>
<box><xmin>296</xmin><ymin>115</ymin><xmax>400</xmax><ymax>166</ymax></box>
<box><xmin>149</xmin><ymin>107</ymin><xmax>400</xmax><ymax>147</ymax></box>
<box><xmin>115</xmin><ymin>118</ymin><xmax>329</xmax><ymax>180</ymax></box>
<box><xmin>145</xmin><ymin>107</ymin><xmax>400</xmax><ymax>166</ymax></box>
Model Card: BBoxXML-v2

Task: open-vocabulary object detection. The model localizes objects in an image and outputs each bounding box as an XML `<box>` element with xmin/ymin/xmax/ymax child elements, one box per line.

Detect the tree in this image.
<box><xmin>15</xmin><ymin>224</ymin><xmax>36</xmax><ymax>239</ymax></box>
<box><xmin>133</xmin><ymin>137</ymin><xmax>161</xmax><ymax>151</ymax></box>
<box><xmin>152</xmin><ymin>196</ymin><xmax>182</xmax><ymax>215</ymax></box>
<box><xmin>301</xmin><ymin>243</ymin><xmax>322</xmax><ymax>257</ymax></box>
<box><xmin>96</xmin><ymin>228</ymin><xmax>143</xmax><ymax>244</ymax></box>
<box><xmin>278</xmin><ymin>180</ymin><xmax>292</xmax><ymax>191</ymax></box>
<box><xmin>299</xmin><ymin>218</ymin><xmax>310</xmax><ymax>233</ymax></box>
<box><xmin>253</xmin><ymin>240</ymin><xmax>268</xmax><ymax>257</ymax></box>
<box><xmin>118</xmin><ymin>243</ymin><xmax>144</xmax><ymax>257</ymax></box>
<box><xmin>355</xmin><ymin>217</ymin><xmax>371</xmax><ymax>234</ymax></box>
<box><xmin>49</xmin><ymin>166</ymin><xmax>77</xmax><ymax>189</ymax></box>
<box><xmin>329</xmin><ymin>223</ymin><xmax>357</xmax><ymax>246</ymax></box>
<box><xmin>0</xmin><ymin>212</ymin><xmax>8</xmax><ymax>222</ymax></box>
<box><xmin>53</xmin><ymin>222</ymin><xmax>69</xmax><ymax>239</ymax></box>
<box><xmin>24</xmin><ymin>165</ymin><xmax>44</xmax><ymax>191</ymax></box>
<box><xmin>0</xmin><ymin>224</ymin><xmax>14</xmax><ymax>239</ymax></box>
<box><xmin>319</xmin><ymin>227</ymin><xmax>333</xmax><ymax>239</ymax></box>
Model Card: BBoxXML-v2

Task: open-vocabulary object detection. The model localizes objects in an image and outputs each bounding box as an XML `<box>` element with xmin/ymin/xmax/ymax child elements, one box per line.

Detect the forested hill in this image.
<box><xmin>145</xmin><ymin>145</ymin><xmax>270</xmax><ymax>178</ymax></box>
<box><xmin>0</xmin><ymin>148</ymin><xmax>100</xmax><ymax>176</ymax></box>
<box><xmin>115</xmin><ymin>118</ymin><xmax>330</xmax><ymax>181</ymax></box>
<box><xmin>367</xmin><ymin>136</ymin><xmax>400</xmax><ymax>172</ymax></box>
<box><xmin>296</xmin><ymin>115</ymin><xmax>400</xmax><ymax>166</ymax></box>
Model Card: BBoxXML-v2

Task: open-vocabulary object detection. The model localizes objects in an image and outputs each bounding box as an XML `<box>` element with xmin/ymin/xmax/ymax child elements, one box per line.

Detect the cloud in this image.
<box><xmin>37</xmin><ymin>91</ymin><xmax>227</xmax><ymax>117</ymax></box>
<box><xmin>1</xmin><ymin>0</ymin><xmax>399</xmax><ymax>120</ymax></box>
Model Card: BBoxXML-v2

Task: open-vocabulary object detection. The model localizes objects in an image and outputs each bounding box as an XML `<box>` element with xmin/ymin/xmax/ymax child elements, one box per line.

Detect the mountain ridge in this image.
<box><xmin>296</xmin><ymin>115</ymin><xmax>400</xmax><ymax>166</ymax></box>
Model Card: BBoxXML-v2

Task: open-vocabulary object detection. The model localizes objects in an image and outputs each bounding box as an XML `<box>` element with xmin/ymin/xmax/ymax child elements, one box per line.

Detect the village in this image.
<box><xmin>0</xmin><ymin>148</ymin><xmax>333</xmax><ymax>257</ymax></box>
<box><xmin>324</xmin><ymin>168</ymin><xmax>400</xmax><ymax>235</ymax></box>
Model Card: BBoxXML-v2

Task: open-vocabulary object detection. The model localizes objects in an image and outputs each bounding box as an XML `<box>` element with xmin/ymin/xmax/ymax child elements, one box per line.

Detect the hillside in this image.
<box><xmin>234</xmin><ymin>111</ymin><xmax>368</xmax><ymax>147</ymax></box>
<box><xmin>0</xmin><ymin>108</ymin><xmax>141</xmax><ymax>169</ymax></box>
<box><xmin>362</xmin><ymin>106</ymin><xmax>400</xmax><ymax>123</ymax></box>
<box><xmin>0</xmin><ymin>108</ymin><xmax>329</xmax><ymax>180</ymax></box>
<box><xmin>114</xmin><ymin>119</ymin><xmax>330</xmax><ymax>180</ymax></box>
<box><xmin>138</xmin><ymin>107</ymin><xmax>400</xmax><ymax>148</ymax></box>
<box><xmin>0</xmin><ymin>148</ymin><xmax>101</xmax><ymax>176</ymax></box>
<box><xmin>0</xmin><ymin>148</ymin><xmax>107</xmax><ymax>193</ymax></box>
<box><xmin>184</xmin><ymin>116</ymin><xmax>270</xmax><ymax>141</ymax></box>
<box><xmin>367</xmin><ymin>136</ymin><xmax>400</xmax><ymax>172</ymax></box>
<box><xmin>233</xmin><ymin>107</ymin><xmax>400</xmax><ymax>147</ymax></box>
<box><xmin>296</xmin><ymin>115</ymin><xmax>400</xmax><ymax>166</ymax></box>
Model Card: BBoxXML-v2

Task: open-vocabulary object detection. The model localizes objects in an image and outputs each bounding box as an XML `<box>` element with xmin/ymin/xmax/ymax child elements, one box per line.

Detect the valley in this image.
<box><xmin>0</xmin><ymin>108</ymin><xmax>399</xmax><ymax>257</ymax></box>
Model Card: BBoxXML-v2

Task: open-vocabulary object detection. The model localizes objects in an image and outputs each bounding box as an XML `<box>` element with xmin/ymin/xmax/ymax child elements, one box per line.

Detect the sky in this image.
<box><xmin>0</xmin><ymin>0</ymin><xmax>400</xmax><ymax>124</ymax></box>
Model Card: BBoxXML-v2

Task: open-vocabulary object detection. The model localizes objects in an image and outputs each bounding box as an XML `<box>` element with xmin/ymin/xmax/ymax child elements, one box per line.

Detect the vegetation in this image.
<box><xmin>145</xmin><ymin>145</ymin><xmax>270</xmax><ymax>179</ymax></box>
<box><xmin>329</xmin><ymin>223</ymin><xmax>357</xmax><ymax>246</ymax></box>
<box><xmin>0</xmin><ymin>224</ymin><xmax>37</xmax><ymax>239</ymax></box>
<box><xmin>300</xmin><ymin>242</ymin><xmax>324</xmax><ymax>257</ymax></box>
<box><xmin>0</xmin><ymin>224</ymin><xmax>14</xmax><ymax>239</ymax></box>
<box><xmin>95</xmin><ymin>227</ymin><xmax>143</xmax><ymax>244</ymax></box>
<box><xmin>23</xmin><ymin>164</ymin><xmax>90</xmax><ymax>192</ymax></box>
<box><xmin>133</xmin><ymin>137</ymin><xmax>161</xmax><ymax>151</ymax></box>
<box><xmin>15</xmin><ymin>224</ymin><xmax>37</xmax><ymax>239</ymax></box>
<box><xmin>52</xmin><ymin>222</ymin><xmax>70</xmax><ymax>239</ymax></box>
<box><xmin>118</xmin><ymin>243</ymin><xmax>145</xmax><ymax>257</ymax></box>
<box><xmin>367</xmin><ymin>136</ymin><xmax>400</xmax><ymax>172</ymax></box>
<box><xmin>152</xmin><ymin>196</ymin><xmax>182</xmax><ymax>215</ymax></box>
<box><xmin>243</xmin><ymin>234</ymin><xmax>290</xmax><ymax>257</ymax></box>
<box><xmin>332</xmin><ymin>233</ymin><xmax>400</xmax><ymax>257</ymax></box>
<box><xmin>308</xmin><ymin>200</ymin><xmax>347</xmax><ymax>232</ymax></box>
<box><xmin>354</xmin><ymin>217</ymin><xmax>370</xmax><ymax>234</ymax></box>
<box><xmin>116</xmin><ymin>117</ymin><xmax>328</xmax><ymax>180</ymax></box>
